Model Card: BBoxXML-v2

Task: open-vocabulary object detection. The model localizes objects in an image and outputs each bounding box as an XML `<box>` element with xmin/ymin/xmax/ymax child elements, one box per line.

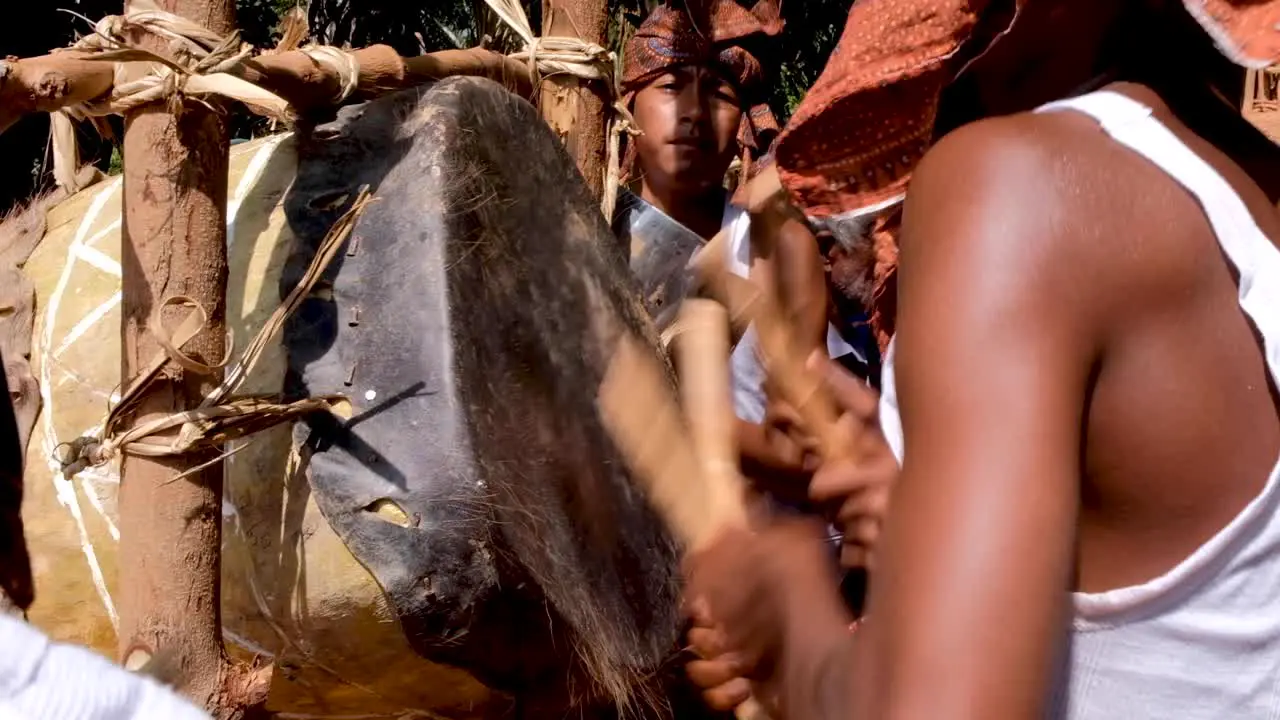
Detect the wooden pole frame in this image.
<box><xmin>540</xmin><ymin>0</ymin><xmax>611</xmax><ymax>200</ymax></box>
<box><xmin>116</xmin><ymin>0</ymin><xmax>269</xmax><ymax>717</ymax></box>
<box><xmin>0</xmin><ymin>2</ymin><xmax>610</xmax><ymax>715</ymax></box>
<box><xmin>0</xmin><ymin>45</ymin><xmax>533</xmax><ymax>137</ymax></box>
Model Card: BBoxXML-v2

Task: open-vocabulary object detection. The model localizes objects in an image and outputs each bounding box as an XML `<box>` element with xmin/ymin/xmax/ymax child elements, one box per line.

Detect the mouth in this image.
<box><xmin>669</xmin><ymin>137</ymin><xmax>705</xmax><ymax>149</ymax></box>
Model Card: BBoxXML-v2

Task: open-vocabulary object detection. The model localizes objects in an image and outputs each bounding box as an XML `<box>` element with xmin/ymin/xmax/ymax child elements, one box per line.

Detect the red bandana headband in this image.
<box><xmin>620</xmin><ymin>0</ymin><xmax>784</xmax><ymax>183</ymax></box>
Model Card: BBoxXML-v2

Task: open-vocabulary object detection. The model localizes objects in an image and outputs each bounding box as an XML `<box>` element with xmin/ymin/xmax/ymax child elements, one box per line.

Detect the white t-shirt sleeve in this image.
<box><xmin>0</xmin><ymin>613</ymin><xmax>210</xmax><ymax>720</ymax></box>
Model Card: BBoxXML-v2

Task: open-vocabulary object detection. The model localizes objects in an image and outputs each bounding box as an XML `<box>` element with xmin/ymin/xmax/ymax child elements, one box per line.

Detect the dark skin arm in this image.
<box><xmin>737</xmin><ymin>216</ymin><xmax>831</xmax><ymax>495</ymax></box>
<box><xmin>690</xmin><ymin>117</ymin><xmax>1104</xmax><ymax>719</ymax></box>
<box><xmin>762</xmin><ymin>215</ymin><xmax>829</xmax><ymax>353</ymax></box>
<box><xmin>844</xmin><ymin>117</ymin><xmax>1091</xmax><ymax>720</ymax></box>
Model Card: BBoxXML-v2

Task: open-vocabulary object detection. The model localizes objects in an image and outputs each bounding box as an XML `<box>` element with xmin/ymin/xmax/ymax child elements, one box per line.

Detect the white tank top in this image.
<box><xmin>722</xmin><ymin>204</ymin><xmax>857</xmax><ymax>423</ymax></box>
<box><xmin>877</xmin><ymin>90</ymin><xmax>1280</xmax><ymax>719</ymax></box>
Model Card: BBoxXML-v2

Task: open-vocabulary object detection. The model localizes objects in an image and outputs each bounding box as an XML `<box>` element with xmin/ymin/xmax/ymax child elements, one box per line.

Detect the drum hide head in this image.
<box><xmin>283</xmin><ymin>77</ymin><xmax>681</xmax><ymax>709</ymax></box>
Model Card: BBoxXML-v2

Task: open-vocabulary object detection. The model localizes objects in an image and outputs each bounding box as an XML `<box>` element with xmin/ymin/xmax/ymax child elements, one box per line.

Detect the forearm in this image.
<box><xmin>776</xmin><ymin>583</ymin><xmax>858</xmax><ymax>720</ymax></box>
<box><xmin>810</xmin><ymin>635</ymin><xmax>860</xmax><ymax>720</ymax></box>
<box><xmin>770</xmin><ymin>219</ymin><xmax>830</xmax><ymax>354</ymax></box>
<box><xmin>777</xmin><ymin>280</ymin><xmax>828</xmax><ymax>357</ymax></box>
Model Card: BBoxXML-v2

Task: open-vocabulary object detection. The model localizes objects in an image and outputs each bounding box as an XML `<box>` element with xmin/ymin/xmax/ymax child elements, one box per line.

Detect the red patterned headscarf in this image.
<box><xmin>773</xmin><ymin>0</ymin><xmax>1280</xmax><ymax>349</ymax></box>
<box><xmin>621</xmin><ymin>0</ymin><xmax>784</xmax><ymax>182</ymax></box>
<box><xmin>775</xmin><ymin>0</ymin><xmax>992</xmax><ymax>222</ymax></box>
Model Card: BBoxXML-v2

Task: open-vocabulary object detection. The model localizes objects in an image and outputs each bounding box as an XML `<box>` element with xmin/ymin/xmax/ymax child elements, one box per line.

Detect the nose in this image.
<box><xmin>676</xmin><ymin>75</ymin><xmax>711</xmax><ymax>129</ymax></box>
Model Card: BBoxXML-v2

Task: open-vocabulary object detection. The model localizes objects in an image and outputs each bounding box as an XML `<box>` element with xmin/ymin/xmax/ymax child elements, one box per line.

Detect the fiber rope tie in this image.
<box><xmin>47</xmin><ymin>0</ymin><xmax>360</xmax><ymax>191</ymax></box>
<box><xmin>482</xmin><ymin>0</ymin><xmax>640</xmax><ymax>219</ymax></box>
<box><xmin>56</xmin><ymin>188</ymin><xmax>375</xmax><ymax>480</ymax></box>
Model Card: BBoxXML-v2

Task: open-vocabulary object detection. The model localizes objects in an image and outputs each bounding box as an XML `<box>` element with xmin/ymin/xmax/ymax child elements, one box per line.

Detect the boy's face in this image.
<box><xmin>631</xmin><ymin>65</ymin><xmax>744</xmax><ymax>195</ymax></box>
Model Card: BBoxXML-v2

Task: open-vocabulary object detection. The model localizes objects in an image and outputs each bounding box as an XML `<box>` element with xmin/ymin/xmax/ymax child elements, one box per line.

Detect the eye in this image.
<box><xmin>711</xmin><ymin>82</ymin><xmax>741</xmax><ymax>105</ymax></box>
<box><xmin>654</xmin><ymin>74</ymin><xmax>684</xmax><ymax>92</ymax></box>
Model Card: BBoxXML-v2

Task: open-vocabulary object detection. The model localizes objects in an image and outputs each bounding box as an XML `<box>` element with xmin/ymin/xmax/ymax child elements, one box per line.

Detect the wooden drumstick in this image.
<box><xmin>744</xmin><ymin>168</ymin><xmax>848</xmax><ymax>461</ymax></box>
<box><xmin>689</xmin><ymin>230</ymin><xmax>759</xmax><ymax>343</ymax></box>
<box><xmin>673</xmin><ymin>300</ymin><xmax>772</xmax><ymax>720</ymax></box>
<box><xmin>598</xmin><ymin>327</ymin><xmax>771</xmax><ymax>720</ymax></box>
<box><xmin>674</xmin><ymin>299</ymin><xmax>747</xmax><ymax>532</ymax></box>
<box><xmin>599</xmin><ymin>332</ymin><xmax>722</xmax><ymax>551</ymax></box>
<box><xmin>753</xmin><ymin>290</ymin><xmax>847</xmax><ymax>462</ymax></box>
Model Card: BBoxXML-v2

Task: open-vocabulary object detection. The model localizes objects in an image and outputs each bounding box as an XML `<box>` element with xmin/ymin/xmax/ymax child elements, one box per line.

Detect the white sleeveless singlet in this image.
<box><xmin>722</xmin><ymin>204</ymin><xmax>858</xmax><ymax>423</ymax></box>
<box><xmin>877</xmin><ymin>90</ymin><xmax>1280</xmax><ymax>719</ymax></box>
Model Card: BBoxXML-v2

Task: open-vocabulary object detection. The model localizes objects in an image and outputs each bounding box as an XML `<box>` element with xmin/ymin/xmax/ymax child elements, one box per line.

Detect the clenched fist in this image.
<box><xmin>762</xmin><ymin>353</ymin><xmax>899</xmax><ymax>569</ymax></box>
<box><xmin>683</xmin><ymin>519</ymin><xmax>851</xmax><ymax>716</ymax></box>
<box><xmin>805</xmin><ymin>352</ymin><xmax>898</xmax><ymax>570</ymax></box>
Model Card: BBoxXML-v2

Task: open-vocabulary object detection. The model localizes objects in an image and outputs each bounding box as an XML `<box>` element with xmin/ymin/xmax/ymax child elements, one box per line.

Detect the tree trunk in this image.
<box><xmin>541</xmin><ymin>0</ymin><xmax>610</xmax><ymax>200</ymax></box>
<box><xmin>117</xmin><ymin>0</ymin><xmax>270</xmax><ymax>717</ymax></box>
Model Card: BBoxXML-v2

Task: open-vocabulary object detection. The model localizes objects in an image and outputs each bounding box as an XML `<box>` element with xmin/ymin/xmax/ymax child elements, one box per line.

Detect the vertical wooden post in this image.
<box><xmin>541</xmin><ymin>0</ymin><xmax>610</xmax><ymax>200</ymax></box>
<box><xmin>117</xmin><ymin>0</ymin><xmax>269</xmax><ymax>716</ymax></box>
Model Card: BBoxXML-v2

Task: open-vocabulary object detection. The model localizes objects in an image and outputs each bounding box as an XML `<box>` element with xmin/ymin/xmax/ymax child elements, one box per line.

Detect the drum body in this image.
<box><xmin>284</xmin><ymin>78</ymin><xmax>680</xmax><ymax>707</ymax></box>
<box><xmin>20</xmin><ymin>78</ymin><xmax>681</xmax><ymax>717</ymax></box>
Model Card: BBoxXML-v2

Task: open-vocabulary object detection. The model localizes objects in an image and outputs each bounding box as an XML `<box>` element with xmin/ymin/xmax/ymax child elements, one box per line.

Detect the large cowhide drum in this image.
<box><xmin>19</xmin><ymin>77</ymin><xmax>682</xmax><ymax>717</ymax></box>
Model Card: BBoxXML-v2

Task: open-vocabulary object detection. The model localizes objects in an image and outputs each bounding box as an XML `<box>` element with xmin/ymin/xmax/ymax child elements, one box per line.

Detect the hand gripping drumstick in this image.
<box><xmin>598</xmin><ymin>309</ymin><xmax>769</xmax><ymax>720</ymax></box>
<box><xmin>673</xmin><ymin>300</ymin><xmax>771</xmax><ymax>720</ymax></box>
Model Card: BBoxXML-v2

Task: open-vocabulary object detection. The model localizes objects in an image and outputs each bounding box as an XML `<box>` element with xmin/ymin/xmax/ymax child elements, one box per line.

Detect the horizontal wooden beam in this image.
<box><xmin>0</xmin><ymin>44</ymin><xmax>534</xmax><ymax>136</ymax></box>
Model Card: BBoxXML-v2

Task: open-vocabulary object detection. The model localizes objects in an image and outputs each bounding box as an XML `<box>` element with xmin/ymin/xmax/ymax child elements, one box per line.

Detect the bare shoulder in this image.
<box><xmin>899</xmin><ymin>108</ymin><xmax>1213</xmax><ymax>334</ymax></box>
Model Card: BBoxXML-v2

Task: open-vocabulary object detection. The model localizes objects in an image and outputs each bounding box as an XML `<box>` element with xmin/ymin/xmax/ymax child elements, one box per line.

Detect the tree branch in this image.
<box><xmin>0</xmin><ymin>52</ymin><xmax>116</xmax><ymax>134</ymax></box>
<box><xmin>0</xmin><ymin>44</ymin><xmax>533</xmax><ymax>137</ymax></box>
